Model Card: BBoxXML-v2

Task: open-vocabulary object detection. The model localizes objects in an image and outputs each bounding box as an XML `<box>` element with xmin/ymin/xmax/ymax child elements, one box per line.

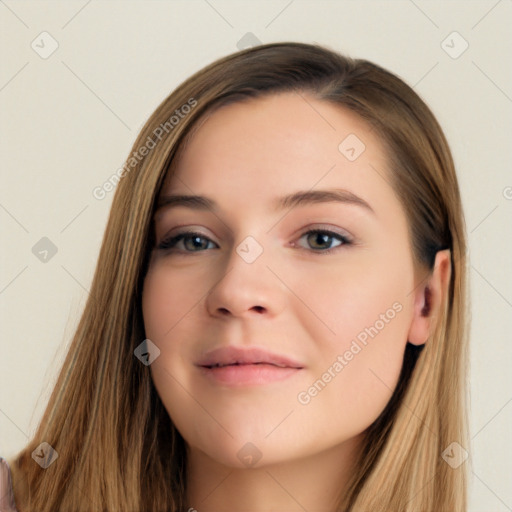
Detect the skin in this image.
<box><xmin>142</xmin><ymin>92</ymin><xmax>451</xmax><ymax>511</ymax></box>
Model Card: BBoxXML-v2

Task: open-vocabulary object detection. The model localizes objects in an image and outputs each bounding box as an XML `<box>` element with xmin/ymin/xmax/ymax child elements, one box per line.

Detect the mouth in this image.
<box><xmin>196</xmin><ymin>346</ymin><xmax>304</xmax><ymax>386</ymax></box>
<box><xmin>203</xmin><ymin>361</ymin><xmax>292</xmax><ymax>369</ymax></box>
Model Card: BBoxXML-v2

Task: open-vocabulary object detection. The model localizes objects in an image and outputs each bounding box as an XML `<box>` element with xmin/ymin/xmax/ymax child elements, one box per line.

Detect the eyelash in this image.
<box><xmin>156</xmin><ymin>228</ymin><xmax>352</xmax><ymax>255</ymax></box>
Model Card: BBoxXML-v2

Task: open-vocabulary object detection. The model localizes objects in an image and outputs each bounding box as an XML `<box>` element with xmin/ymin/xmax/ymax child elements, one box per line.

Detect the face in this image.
<box><xmin>142</xmin><ymin>92</ymin><xmax>421</xmax><ymax>469</ymax></box>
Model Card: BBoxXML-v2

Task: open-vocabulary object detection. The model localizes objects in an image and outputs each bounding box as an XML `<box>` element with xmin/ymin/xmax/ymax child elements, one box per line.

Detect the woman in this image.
<box><xmin>1</xmin><ymin>41</ymin><xmax>469</xmax><ymax>511</ymax></box>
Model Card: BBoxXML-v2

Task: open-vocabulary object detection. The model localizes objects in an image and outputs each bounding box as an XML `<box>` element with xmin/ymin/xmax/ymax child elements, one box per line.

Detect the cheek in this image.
<box><xmin>287</xmin><ymin>253</ymin><xmax>411</xmax><ymax>351</ymax></box>
<box><xmin>142</xmin><ymin>266</ymin><xmax>214</xmax><ymax>440</ymax></box>
<box><xmin>289</xmin><ymin>257</ymin><xmax>412</xmax><ymax>425</ymax></box>
<box><xmin>142</xmin><ymin>270</ymin><xmax>191</xmax><ymax>404</ymax></box>
<box><xmin>142</xmin><ymin>264</ymin><xmax>203</xmax><ymax>341</ymax></box>
<box><xmin>294</xmin><ymin>306</ymin><xmax>409</xmax><ymax>444</ymax></box>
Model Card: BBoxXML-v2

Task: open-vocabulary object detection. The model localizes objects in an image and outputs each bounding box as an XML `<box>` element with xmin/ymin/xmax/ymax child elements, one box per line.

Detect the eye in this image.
<box><xmin>157</xmin><ymin>231</ymin><xmax>217</xmax><ymax>252</ymax></box>
<box><xmin>156</xmin><ymin>228</ymin><xmax>352</xmax><ymax>254</ymax></box>
<box><xmin>295</xmin><ymin>229</ymin><xmax>352</xmax><ymax>254</ymax></box>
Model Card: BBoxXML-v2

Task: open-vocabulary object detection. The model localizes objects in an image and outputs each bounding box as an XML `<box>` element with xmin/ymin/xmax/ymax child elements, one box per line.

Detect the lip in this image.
<box><xmin>197</xmin><ymin>346</ymin><xmax>304</xmax><ymax>368</ymax></box>
<box><xmin>196</xmin><ymin>346</ymin><xmax>304</xmax><ymax>386</ymax></box>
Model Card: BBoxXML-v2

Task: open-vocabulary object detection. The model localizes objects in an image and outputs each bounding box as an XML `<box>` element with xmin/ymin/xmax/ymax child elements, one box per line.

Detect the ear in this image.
<box><xmin>407</xmin><ymin>249</ymin><xmax>452</xmax><ymax>346</ymax></box>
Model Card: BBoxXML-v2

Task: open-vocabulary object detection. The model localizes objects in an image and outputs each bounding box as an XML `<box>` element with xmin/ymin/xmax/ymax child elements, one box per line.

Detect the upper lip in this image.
<box><xmin>197</xmin><ymin>346</ymin><xmax>304</xmax><ymax>369</ymax></box>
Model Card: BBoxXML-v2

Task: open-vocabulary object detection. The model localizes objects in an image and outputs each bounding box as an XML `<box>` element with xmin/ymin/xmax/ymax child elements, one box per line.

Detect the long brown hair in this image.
<box><xmin>7</xmin><ymin>42</ymin><xmax>469</xmax><ymax>511</ymax></box>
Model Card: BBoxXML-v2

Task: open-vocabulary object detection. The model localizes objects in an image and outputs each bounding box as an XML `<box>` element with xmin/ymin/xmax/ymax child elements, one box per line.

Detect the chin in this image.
<box><xmin>188</xmin><ymin>435</ymin><xmax>300</xmax><ymax>470</ymax></box>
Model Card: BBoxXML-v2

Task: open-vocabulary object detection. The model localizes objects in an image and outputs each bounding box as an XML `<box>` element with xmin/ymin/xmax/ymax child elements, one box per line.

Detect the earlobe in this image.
<box><xmin>407</xmin><ymin>249</ymin><xmax>452</xmax><ymax>346</ymax></box>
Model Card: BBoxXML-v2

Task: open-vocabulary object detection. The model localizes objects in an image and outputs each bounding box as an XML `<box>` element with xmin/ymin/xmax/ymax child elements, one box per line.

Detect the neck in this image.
<box><xmin>185</xmin><ymin>433</ymin><xmax>365</xmax><ymax>512</ymax></box>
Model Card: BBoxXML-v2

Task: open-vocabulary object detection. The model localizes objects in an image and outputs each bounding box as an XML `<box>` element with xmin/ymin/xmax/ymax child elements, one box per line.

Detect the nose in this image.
<box><xmin>205</xmin><ymin>237</ymin><xmax>286</xmax><ymax>320</ymax></box>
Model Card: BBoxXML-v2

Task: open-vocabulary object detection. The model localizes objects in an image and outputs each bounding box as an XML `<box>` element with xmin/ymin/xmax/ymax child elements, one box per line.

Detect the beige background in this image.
<box><xmin>1</xmin><ymin>1</ymin><xmax>511</xmax><ymax>510</ymax></box>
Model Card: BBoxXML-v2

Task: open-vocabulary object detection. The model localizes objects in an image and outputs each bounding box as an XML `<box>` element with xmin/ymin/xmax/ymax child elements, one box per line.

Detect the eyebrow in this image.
<box><xmin>155</xmin><ymin>188</ymin><xmax>375</xmax><ymax>216</ymax></box>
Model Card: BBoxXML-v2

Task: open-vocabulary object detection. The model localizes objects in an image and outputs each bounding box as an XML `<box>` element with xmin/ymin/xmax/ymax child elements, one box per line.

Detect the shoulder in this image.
<box><xmin>0</xmin><ymin>456</ymin><xmax>19</xmax><ymax>511</ymax></box>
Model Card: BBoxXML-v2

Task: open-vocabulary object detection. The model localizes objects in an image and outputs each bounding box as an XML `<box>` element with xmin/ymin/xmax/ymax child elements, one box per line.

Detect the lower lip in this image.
<box><xmin>198</xmin><ymin>363</ymin><xmax>301</xmax><ymax>386</ymax></box>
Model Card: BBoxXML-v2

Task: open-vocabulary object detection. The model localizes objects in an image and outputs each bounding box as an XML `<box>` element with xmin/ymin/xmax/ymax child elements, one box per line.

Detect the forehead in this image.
<box><xmin>158</xmin><ymin>92</ymin><xmax>400</xmax><ymax>220</ymax></box>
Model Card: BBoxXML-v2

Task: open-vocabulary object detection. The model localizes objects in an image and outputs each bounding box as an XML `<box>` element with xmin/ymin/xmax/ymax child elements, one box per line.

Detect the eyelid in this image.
<box><xmin>156</xmin><ymin>229</ymin><xmax>217</xmax><ymax>250</ymax></box>
<box><xmin>293</xmin><ymin>223</ymin><xmax>353</xmax><ymax>241</ymax></box>
<box><xmin>158</xmin><ymin>222</ymin><xmax>352</xmax><ymax>243</ymax></box>
<box><xmin>156</xmin><ymin>225</ymin><xmax>215</xmax><ymax>243</ymax></box>
<box><xmin>290</xmin><ymin>227</ymin><xmax>353</xmax><ymax>254</ymax></box>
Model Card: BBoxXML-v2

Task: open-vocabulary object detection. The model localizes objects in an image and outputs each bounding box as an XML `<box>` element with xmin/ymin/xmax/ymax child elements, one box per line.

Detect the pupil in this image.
<box><xmin>185</xmin><ymin>236</ymin><xmax>206</xmax><ymax>250</ymax></box>
<box><xmin>312</xmin><ymin>233</ymin><xmax>329</xmax><ymax>248</ymax></box>
<box><xmin>192</xmin><ymin>236</ymin><xmax>204</xmax><ymax>248</ymax></box>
